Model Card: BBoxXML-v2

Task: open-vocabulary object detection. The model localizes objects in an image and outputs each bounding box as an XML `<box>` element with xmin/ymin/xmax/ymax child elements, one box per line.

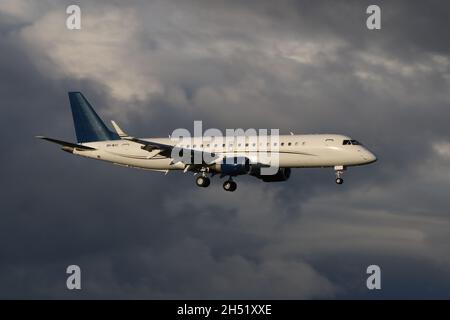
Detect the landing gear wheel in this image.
<box><xmin>196</xmin><ymin>176</ymin><xmax>210</xmax><ymax>187</ymax></box>
<box><xmin>335</xmin><ymin>178</ymin><xmax>344</xmax><ymax>185</ymax></box>
<box><xmin>223</xmin><ymin>180</ymin><xmax>237</xmax><ymax>192</ymax></box>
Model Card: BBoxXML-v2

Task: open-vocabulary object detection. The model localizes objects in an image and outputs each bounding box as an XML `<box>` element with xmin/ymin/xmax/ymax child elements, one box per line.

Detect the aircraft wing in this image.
<box><xmin>127</xmin><ymin>136</ymin><xmax>220</xmax><ymax>165</ymax></box>
<box><xmin>110</xmin><ymin>121</ymin><xmax>220</xmax><ymax>165</ymax></box>
<box><xmin>125</xmin><ymin>137</ymin><xmax>174</xmax><ymax>153</ymax></box>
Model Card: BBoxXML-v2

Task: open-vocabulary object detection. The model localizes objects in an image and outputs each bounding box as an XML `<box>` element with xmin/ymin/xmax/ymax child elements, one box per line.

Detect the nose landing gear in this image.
<box><xmin>334</xmin><ymin>165</ymin><xmax>345</xmax><ymax>185</ymax></box>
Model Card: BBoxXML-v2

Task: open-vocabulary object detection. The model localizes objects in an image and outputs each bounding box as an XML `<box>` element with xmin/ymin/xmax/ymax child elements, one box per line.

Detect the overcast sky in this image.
<box><xmin>1</xmin><ymin>0</ymin><xmax>450</xmax><ymax>299</ymax></box>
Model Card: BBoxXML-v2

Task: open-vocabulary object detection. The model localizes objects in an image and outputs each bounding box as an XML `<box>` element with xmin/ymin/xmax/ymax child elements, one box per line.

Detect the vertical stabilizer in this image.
<box><xmin>68</xmin><ymin>92</ymin><xmax>119</xmax><ymax>143</ymax></box>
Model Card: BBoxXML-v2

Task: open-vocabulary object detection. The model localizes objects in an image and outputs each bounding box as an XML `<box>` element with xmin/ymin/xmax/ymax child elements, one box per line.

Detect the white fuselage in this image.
<box><xmin>72</xmin><ymin>134</ymin><xmax>377</xmax><ymax>171</ymax></box>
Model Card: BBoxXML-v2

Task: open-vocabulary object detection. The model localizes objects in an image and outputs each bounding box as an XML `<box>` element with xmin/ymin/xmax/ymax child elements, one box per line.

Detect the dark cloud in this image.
<box><xmin>1</xmin><ymin>0</ymin><xmax>450</xmax><ymax>299</ymax></box>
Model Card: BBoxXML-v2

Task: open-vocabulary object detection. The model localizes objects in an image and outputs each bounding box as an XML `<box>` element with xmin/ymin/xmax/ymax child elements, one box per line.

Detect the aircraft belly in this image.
<box><xmin>278</xmin><ymin>152</ymin><xmax>338</xmax><ymax>167</ymax></box>
<box><xmin>78</xmin><ymin>150</ymin><xmax>182</xmax><ymax>170</ymax></box>
<box><xmin>122</xmin><ymin>158</ymin><xmax>179</xmax><ymax>170</ymax></box>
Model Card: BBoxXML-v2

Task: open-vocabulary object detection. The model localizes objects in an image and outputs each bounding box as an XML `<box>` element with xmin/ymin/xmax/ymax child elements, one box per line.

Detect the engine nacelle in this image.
<box><xmin>251</xmin><ymin>167</ymin><xmax>291</xmax><ymax>182</ymax></box>
<box><xmin>214</xmin><ymin>157</ymin><xmax>250</xmax><ymax>176</ymax></box>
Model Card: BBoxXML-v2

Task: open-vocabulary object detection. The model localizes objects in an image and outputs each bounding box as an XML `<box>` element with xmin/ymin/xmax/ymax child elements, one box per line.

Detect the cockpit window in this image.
<box><xmin>343</xmin><ymin>139</ymin><xmax>361</xmax><ymax>145</ymax></box>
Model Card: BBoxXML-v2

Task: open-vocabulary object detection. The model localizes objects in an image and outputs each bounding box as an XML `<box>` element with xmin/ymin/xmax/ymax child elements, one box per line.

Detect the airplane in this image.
<box><xmin>37</xmin><ymin>92</ymin><xmax>377</xmax><ymax>192</ymax></box>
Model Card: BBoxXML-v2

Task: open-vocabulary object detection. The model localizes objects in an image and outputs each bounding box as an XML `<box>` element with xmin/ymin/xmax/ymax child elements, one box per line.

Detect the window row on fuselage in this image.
<box><xmin>179</xmin><ymin>141</ymin><xmax>300</xmax><ymax>149</ymax></box>
<box><xmin>171</xmin><ymin>137</ymin><xmax>354</xmax><ymax>151</ymax></box>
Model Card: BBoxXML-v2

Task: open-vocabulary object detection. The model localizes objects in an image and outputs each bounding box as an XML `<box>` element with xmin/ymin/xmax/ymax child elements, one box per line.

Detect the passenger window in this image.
<box><xmin>281</xmin><ymin>142</ymin><xmax>284</xmax><ymax>146</ymax></box>
<box><xmin>288</xmin><ymin>142</ymin><xmax>291</xmax><ymax>146</ymax></box>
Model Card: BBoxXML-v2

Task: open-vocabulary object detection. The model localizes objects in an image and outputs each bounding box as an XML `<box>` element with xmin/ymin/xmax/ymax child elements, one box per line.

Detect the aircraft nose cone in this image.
<box><xmin>365</xmin><ymin>150</ymin><xmax>377</xmax><ymax>163</ymax></box>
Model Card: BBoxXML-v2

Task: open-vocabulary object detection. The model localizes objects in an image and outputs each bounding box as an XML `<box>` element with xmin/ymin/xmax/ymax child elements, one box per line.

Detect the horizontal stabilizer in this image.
<box><xmin>36</xmin><ymin>136</ymin><xmax>96</xmax><ymax>151</ymax></box>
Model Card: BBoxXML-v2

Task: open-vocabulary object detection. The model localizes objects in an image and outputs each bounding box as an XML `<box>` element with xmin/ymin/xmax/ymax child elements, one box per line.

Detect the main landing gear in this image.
<box><xmin>195</xmin><ymin>174</ymin><xmax>237</xmax><ymax>191</ymax></box>
<box><xmin>334</xmin><ymin>165</ymin><xmax>345</xmax><ymax>185</ymax></box>
<box><xmin>195</xmin><ymin>175</ymin><xmax>210</xmax><ymax>187</ymax></box>
<box><xmin>222</xmin><ymin>179</ymin><xmax>237</xmax><ymax>192</ymax></box>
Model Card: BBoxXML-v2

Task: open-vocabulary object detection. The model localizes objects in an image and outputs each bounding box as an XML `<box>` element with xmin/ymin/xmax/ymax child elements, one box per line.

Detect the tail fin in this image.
<box><xmin>68</xmin><ymin>92</ymin><xmax>120</xmax><ymax>143</ymax></box>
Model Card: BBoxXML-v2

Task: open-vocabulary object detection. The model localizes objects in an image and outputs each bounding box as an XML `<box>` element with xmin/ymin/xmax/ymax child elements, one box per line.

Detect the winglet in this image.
<box><xmin>111</xmin><ymin>120</ymin><xmax>129</xmax><ymax>138</ymax></box>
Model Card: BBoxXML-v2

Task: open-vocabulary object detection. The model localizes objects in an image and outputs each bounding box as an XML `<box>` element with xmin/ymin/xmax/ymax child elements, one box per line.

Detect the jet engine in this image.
<box><xmin>251</xmin><ymin>167</ymin><xmax>291</xmax><ymax>182</ymax></box>
<box><xmin>214</xmin><ymin>157</ymin><xmax>251</xmax><ymax>176</ymax></box>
